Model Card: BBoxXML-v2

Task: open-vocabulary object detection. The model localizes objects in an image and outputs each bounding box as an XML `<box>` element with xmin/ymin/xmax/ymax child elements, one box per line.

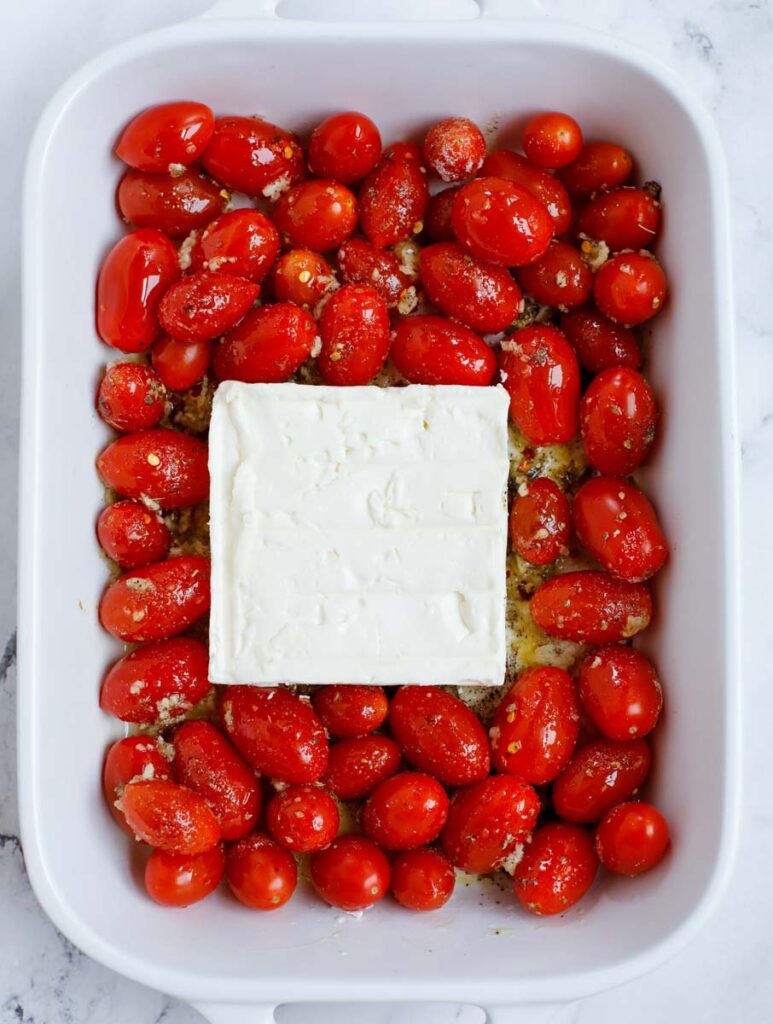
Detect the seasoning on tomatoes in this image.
<box><xmin>422</xmin><ymin>117</ymin><xmax>486</xmax><ymax>182</ymax></box>
<box><xmin>522</xmin><ymin>111</ymin><xmax>583</xmax><ymax>170</ymax></box>
<box><xmin>390</xmin><ymin>314</ymin><xmax>497</xmax><ymax>386</ymax></box>
<box><xmin>513</xmin><ymin>822</ymin><xmax>597</xmax><ymax>915</ymax></box>
<box><xmin>312</xmin><ymin>685</ymin><xmax>388</xmax><ymax>739</ymax></box>
<box><xmin>577</xmin><ymin>186</ymin><xmax>661</xmax><ymax>252</ymax></box>
<box><xmin>117</xmin><ymin>778</ymin><xmax>221</xmax><ymax>854</ymax></box>
<box><xmin>516</xmin><ymin>240</ymin><xmax>592</xmax><ymax>311</ymax></box>
<box><xmin>145</xmin><ymin>845</ymin><xmax>225</xmax><ymax>907</ymax></box>
<box><xmin>97</xmin><ymin>428</ymin><xmax>209</xmax><ymax>509</ymax></box>
<box><xmin>266</xmin><ymin>784</ymin><xmax>339</xmax><ymax>853</ymax></box>
<box><xmin>186</xmin><ymin>209</ymin><xmax>281</xmax><ymax>282</ymax></box>
<box><xmin>273</xmin><ymin>179</ymin><xmax>358</xmax><ymax>252</ymax></box>
<box><xmin>158</xmin><ymin>271</ymin><xmax>259</xmax><ymax>344</ymax></box>
<box><xmin>580</xmin><ymin>367</ymin><xmax>658</xmax><ymax>476</ymax></box>
<box><xmin>359</xmin><ymin>145</ymin><xmax>429</xmax><ymax>249</ymax></box>
<box><xmin>103</xmin><ymin>736</ymin><xmax>172</xmax><ymax>833</ymax></box>
<box><xmin>531</xmin><ymin>570</ymin><xmax>652</xmax><ymax>644</ymax></box>
<box><xmin>363</xmin><ymin>772</ymin><xmax>449</xmax><ymax>851</ymax></box>
<box><xmin>390</xmin><ymin>848</ymin><xmax>455</xmax><ymax>911</ymax></box>
<box><xmin>226</xmin><ymin>832</ymin><xmax>298</xmax><ymax>910</ymax></box>
<box><xmin>308</xmin><ymin>111</ymin><xmax>382</xmax><ymax>183</ymax></box>
<box><xmin>452</xmin><ymin>177</ymin><xmax>553</xmax><ymax>267</ymax></box>
<box><xmin>552</xmin><ymin>738</ymin><xmax>652</xmax><ymax>822</ymax></box>
<box><xmin>481</xmin><ymin>150</ymin><xmax>572</xmax><ymax>236</ymax></box>
<box><xmin>97</xmin><ymin>499</ymin><xmax>171</xmax><ymax>569</ymax></box>
<box><xmin>213</xmin><ymin>303</ymin><xmax>318</xmax><ymax>384</ymax></box>
<box><xmin>338</xmin><ymin>238</ymin><xmax>416</xmax><ymax>313</ymax></box>
<box><xmin>419</xmin><ymin>242</ymin><xmax>521</xmax><ymax>333</ymax></box>
<box><xmin>323</xmin><ymin>735</ymin><xmax>402</xmax><ymax>801</ymax></box>
<box><xmin>201</xmin><ymin>115</ymin><xmax>305</xmax><ymax>199</ymax></box>
<box><xmin>151</xmin><ymin>335</ymin><xmax>211</xmax><ymax>391</ymax></box>
<box><xmin>317</xmin><ymin>284</ymin><xmax>390</xmax><ymax>385</ymax></box>
<box><xmin>593</xmin><ymin>251</ymin><xmax>668</xmax><ymax>327</ymax></box>
<box><xmin>273</xmin><ymin>249</ymin><xmax>338</xmax><ymax>310</ymax></box>
<box><xmin>595</xmin><ymin>801</ymin><xmax>670</xmax><ymax>875</ymax></box>
<box><xmin>115</xmin><ymin>101</ymin><xmax>215</xmax><ymax>173</ymax></box>
<box><xmin>117</xmin><ymin>168</ymin><xmax>227</xmax><ymax>239</ymax></box>
<box><xmin>509</xmin><ymin>477</ymin><xmax>570</xmax><ymax>565</ymax></box>
<box><xmin>558</xmin><ymin>141</ymin><xmax>634</xmax><ymax>199</ymax></box>
<box><xmin>310</xmin><ymin>835</ymin><xmax>390</xmax><ymax>911</ymax></box>
<box><xmin>560</xmin><ymin>307</ymin><xmax>642</xmax><ymax>373</ymax></box>
<box><xmin>578</xmin><ymin>645</ymin><xmax>663</xmax><ymax>740</ymax></box>
<box><xmin>97</xmin><ymin>362</ymin><xmax>166</xmax><ymax>433</ymax></box>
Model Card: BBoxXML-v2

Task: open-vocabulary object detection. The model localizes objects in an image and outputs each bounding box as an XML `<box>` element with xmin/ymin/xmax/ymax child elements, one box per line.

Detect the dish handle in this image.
<box><xmin>484</xmin><ymin>1005</ymin><xmax>571</xmax><ymax>1023</ymax></box>
<box><xmin>191</xmin><ymin>1003</ymin><xmax>277</xmax><ymax>1024</ymax></box>
<box><xmin>191</xmin><ymin>1003</ymin><xmax>567</xmax><ymax>1022</ymax></box>
<box><xmin>198</xmin><ymin>0</ymin><xmax>545</xmax><ymax>22</ymax></box>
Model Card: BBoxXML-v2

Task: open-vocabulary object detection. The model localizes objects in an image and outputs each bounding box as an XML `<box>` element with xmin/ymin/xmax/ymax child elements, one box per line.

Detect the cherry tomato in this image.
<box><xmin>509</xmin><ymin>477</ymin><xmax>570</xmax><ymax>565</ymax></box>
<box><xmin>103</xmin><ymin>736</ymin><xmax>171</xmax><ymax>833</ymax></box>
<box><xmin>97</xmin><ymin>362</ymin><xmax>166</xmax><ymax>432</ymax></box>
<box><xmin>308</xmin><ymin>111</ymin><xmax>382</xmax><ymax>183</ymax></box>
<box><xmin>117</xmin><ymin>779</ymin><xmax>220</xmax><ymax>853</ymax></box>
<box><xmin>151</xmin><ymin>335</ymin><xmax>211</xmax><ymax>391</ymax></box>
<box><xmin>573</xmin><ymin>477</ymin><xmax>669</xmax><ymax>581</ymax></box>
<box><xmin>390</xmin><ymin>848</ymin><xmax>455</xmax><ymax>911</ymax></box>
<box><xmin>389</xmin><ymin>686</ymin><xmax>490</xmax><ymax>787</ymax></box>
<box><xmin>513</xmin><ymin>822</ymin><xmax>597</xmax><ymax>915</ymax></box>
<box><xmin>363</xmin><ymin>772</ymin><xmax>449</xmax><ymax>851</ymax></box>
<box><xmin>220</xmin><ymin>686</ymin><xmax>329</xmax><ymax>784</ymax></box>
<box><xmin>312</xmin><ymin>685</ymin><xmax>388</xmax><ymax>738</ymax></box>
<box><xmin>420</xmin><ymin>242</ymin><xmax>521</xmax><ymax>333</ymax></box>
<box><xmin>100</xmin><ymin>637</ymin><xmax>211</xmax><ymax>724</ymax></box>
<box><xmin>186</xmin><ymin>209</ymin><xmax>280</xmax><ymax>282</ymax></box>
<box><xmin>577</xmin><ymin>187</ymin><xmax>661</xmax><ymax>251</ymax></box>
<box><xmin>440</xmin><ymin>775</ymin><xmax>540</xmax><ymax>873</ymax></box>
<box><xmin>516</xmin><ymin>240</ymin><xmax>592</xmax><ymax>311</ymax></box>
<box><xmin>452</xmin><ymin>177</ymin><xmax>553</xmax><ymax>267</ymax></box>
<box><xmin>266</xmin><ymin>784</ymin><xmax>339</xmax><ymax>853</ymax></box>
<box><xmin>580</xmin><ymin>367</ymin><xmax>657</xmax><ymax>476</ymax></box>
<box><xmin>96</xmin><ymin>229</ymin><xmax>179</xmax><ymax>353</ymax></box>
<box><xmin>272</xmin><ymin>249</ymin><xmax>337</xmax><ymax>310</ymax></box>
<box><xmin>553</xmin><ymin>738</ymin><xmax>652</xmax><ymax>823</ymax></box>
<box><xmin>173</xmin><ymin>720</ymin><xmax>261</xmax><ymax>842</ymax></box>
<box><xmin>98</xmin><ymin>553</ymin><xmax>210</xmax><ymax>643</ymax></box>
<box><xmin>201</xmin><ymin>116</ymin><xmax>305</xmax><ymax>199</ymax></box>
<box><xmin>594</xmin><ymin>251</ymin><xmax>667</xmax><ymax>327</ymax></box>
<box><xmin>595</xmin><ymin>801</ymin><xmax>670</xmax><ymax>875</ymax></box>
<box><xmin>359</xmin><ymin>146</ymin><xmax>429</xmax><ymax>248</ymax></box>
<box><xmin>145</xmin><ymin>845</ymin><xmax>225</xmax><ymax>907</ymax></box>
<box><xmin>523</xmin><ymin>112</ymin><xmax>583</xmax><ymax>170</ymax></box>
<box><xmin>424</xmin><ymin>185</ymin><xmax>462</xmax><ymax>242</ymax></box>
<box><xmin>558</xmin><ymin>141</ymin><xmax>633</xmax><ymax>199</ymax></box>
<box><xmin>337</xmin><ymin>238</ymin><xmax>415</xmax><ymax>312</ymax></box>
<box><xmin>273</xmin><ymin>180</ymin><xmax>358</xmax><ymax>252</ymax></box>
<box><xmin>390</xmin><ymin>315</ymin><xmax>497</xmax><ymax>386</ymax></box>
<box><xmin>560</xmin><ymin>307</ymin><xmax>641</xmax><ymax>373</ymax></box>
<box><xmin>97</xmin><ymin>499</ymin><xmax>171</xmax><ymax>569</ymax></box>
<box><xmin>489</xmin><ymin>667</ymin><xmax>580</xmax><ymax>784</ymax></box>
<box><xmin>213</xmin><ymin>303</ymin><xmax>317</xmax><ymax>383</ymax></box>
<box><xmin>578</xmin><ymin>645</ymin><xmax>663</xmax><ymax>740</ymax></box>
<box><xmin>226</xmin><ymin>832</ymin><xmax>298</xmax><ymax>910</ymax></box>
<box><xmin>530</xmin><ymin>570</ymin><xmax>652</xmax><ymax>644</ymax></box>
<box><xmin>117</xmin><ymin>168</ymin><xmax>227</xmax><ymax>239</ymax></box>
<box><xmin>499</xmin><ymin>324</ymin><xmax>580</xmax><ymax>445</ymax></box>
<box><xmin>481</xmin><ymin>150</ymin><xmax>572</xmax><ymax>236</ymax></box>
<box><xmin>323</xmin><ymin>735</ymin><xmax>401</xmax><ymax>800</ymax></box>
<box><xmin>310</xmin><ymin>835</ymin><xmax>390</xmax><ymax>911</ymax></box>
<box><xmin>158</xmin><ymin>271</ymin><xmax>258</xmax><ymax>344</ymax></box>
<box><xmin>115</xmin><ymin>102</ymin><xmax>214</xmax><ymax>173</ymax></box>
<box><xmin>97</xmin><ymin>428</ymin><xmax>209</xmax><ymax>509</ymax></box>
<box><xmin>422</xmin><ymin>117</ymin><xmax>486</xmax><ymax>182</ymax></box>
<box><xmin>318</xmin><ymin>284</ymin><xmax>390</xmax><ymax>385</ymax></box>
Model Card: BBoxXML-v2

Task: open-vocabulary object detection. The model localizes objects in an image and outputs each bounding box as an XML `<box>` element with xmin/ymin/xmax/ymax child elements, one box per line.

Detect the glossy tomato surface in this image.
<box><xmin>522</xmin><ymin>111</ymin><xmax>583</xmax><ymax>170</ymax></box>
<box><xmin>97</xmin><ymin>362</ymin><xmax>166</xmax><ymax>433</ymax></box>
<box><xmin>516</xmin><ymin>240</ymin><xmax>592</xmax><ymax>311</ymax></box>
<box><xmin>310</xmin><ymin>835</ymin><xmax>390</xmax><ymax>911</ymax></box>
<box><xmin>580</xmin><ymin>368</ymin><xmax>658</xmax><ymax>476</ymax></box>
<box><xmin>317</xmin><ymin>284</ymin><xmax>390</xmax><ymax>385</ymax></box>
<box><xmin>362</xmin><ymin>772</ymin><xmax>449</xmax><ymax>850</ymax></box>
<box><xmin>481</xmin><ymin>150</ymin><xmax>572</xmax><ymax>236</ymax></box>
<box><xmin>558</xmin><ymin>141</ymin><xmax>633</xmax><ymax>198</ymax></box>
<box><xmin>578</xmin><ymin>645</ymin><xmax>663</xmax><ymax>740</ymax></box>
<box><xmin>201</xmin><ymin>116</ymin><xmax>305</xmax><ymax>198</ymax></box>
<box><xmin>266</xmin><ymin>784</ymin><xmax>339</xmax><ymax>853</ymax></box>
<box><xmin>422</xmin><ymin>117</ymin><xmax>486</xmax><ymax>182</ymax></box>
<box><xmin>509</xmin><ymin>477</ymin><xmax>570</xmax><ymax>565</ymax></box>
<box><xmin>552</xmin><ymin>738</ymin><xmax>652</xmax><ymax>823</ymax></box>
<box><xmin>117</xmin><ymin>168</ymin><xmax>227</xmax><ymax>239</ymax></box>
<box><xmin>213</xmin><ymin>303</ymin><xmax>317</xmax><ymax>383</ymax></box>
<box><xmin>96</xmin><ymin>500</ymin><xmax>171</xmax><ymax>569</ymax></box>
<box><xmin>226</xmin><ymin>832</ymin><xmax>298</xmax><ymax>910</ymax></box>
<box><xmin>308</xmin><ymin>111</ymin><xmax>381</xmax><ymax>183</ymax></box>
<box><xmin>103</xmin><ymin>736</ymin><xmax>171</xmax><ymax>833</ymax></box>
<box><xmin>513</xmin><ymin>821</ymin><xmax>597</xmax><ymax>915</ymax></box>
<box><xmin>452</xmin><ymin>177</ymin><xmax>553</xmax><ymax>267</ymax></box>
<box><xmin>186</xmin><ymin>209</ymin><xmax>280</xmax><ymax>282</ymax></box>
<box><xmin>312</xmin><ymin>685</ymin><xmax>388</xmax><ymax>738</ymax></box>
<box><xmin>595</xmin><ymin>801</ymin><xmax>670</xmax><ymax>875</ymax></box>
<box><xmin>115</xmin><ymin>101</ymin><xmax>214</xmax><ymax>172</ymax></box>
<box><xmin>577</xmin><ymin>187</ymin><xmax>661</xmax><ymax>251</ymax></box>
<box><xmin>560</xmin><ymin>307</ymin><xmax>641</xmax><ymax>373</ymax></box>
<box><xmin>593</xmin><ymin>252</ymin><xmax>667</xmax><ymax>327</ymax></box>
<box><xmin>100</xmin><ymin>637</ymin><xmax>210</xmax><ymax>724</ymax></box>
<box><xmin>273</xmin><ymin>179</ymin><xmax>358</xmax><ymax>252</ymax></box>
<box><xmin>151</xmin><ymin>335</ymin><xmax>211</xmax><ymax>391</ymax></box>
<box><xmin>118</xmin><ymin>779</ymin><xmax>221</xmax><ymax>854</ymax></box>
<box><xmin>390</xmin><ymin>315</ymin><xmax>497</xmax><ymax>386</ymax></box>
<box><xmin>359</xmin><ymin>144</ymin><xmax>429</xmax><ymax>249</ymax></box>
<box><xmin>390</xmin><ymin>849</ymin><xmax>455</xmax><ymax>911</ymax></box>
<box><xmin>323</xmin><ymin>735</ymin><xmax>401</xmax><ymax>801</ymax></box>
<box><xmin>420</xmin><ymin>242</ymin><xmax>521</xmax><ymax>333</ymax></box>
<box><xmin>338</xmin><ymin>238</ymin><xmax>414</xmax><ymax>311</ymax></box>
<box><xmin>158</xmin><ymin>272</ymin><xmax>259</xmax><ymax>344</ymax></box>
<box><xmin>530</xmin><ymin>570</ymin><xmax>652</xmax><ymax>644</ymax></box>
<box><xmin>145</xmin><ymin>845</ymin><xmax>225</xmax><ymax>907</ymax></box>
<box><xmin>97</xmin><ymin>429</ymin><xmax>209</xmax><ymax>509</ymax></box>
<box><xmin>273</xmin><ymin>249</ymin><xmax>338</xmax><ymax>309</ymax></box>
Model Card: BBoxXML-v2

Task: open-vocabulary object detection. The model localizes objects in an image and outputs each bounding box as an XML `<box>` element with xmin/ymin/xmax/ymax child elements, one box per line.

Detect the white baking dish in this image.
<box><xmin>18</xmin><ymin>2</ymin><xmax>741</xmax><ymax>1021</ymax></box>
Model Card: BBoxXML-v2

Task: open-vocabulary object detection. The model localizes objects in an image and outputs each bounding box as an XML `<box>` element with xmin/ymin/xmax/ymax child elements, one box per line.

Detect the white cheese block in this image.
<box><xmin>209</xmin><ymin>381</ymin><xmax>509</xmax><ymax>686</ymax></box>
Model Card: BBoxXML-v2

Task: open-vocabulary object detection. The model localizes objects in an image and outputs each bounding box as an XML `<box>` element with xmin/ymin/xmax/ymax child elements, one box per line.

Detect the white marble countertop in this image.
<box><xmin>2</xmin><ymin>0</ymin><xmax>770</xmax><ymax>1021</ymax></box>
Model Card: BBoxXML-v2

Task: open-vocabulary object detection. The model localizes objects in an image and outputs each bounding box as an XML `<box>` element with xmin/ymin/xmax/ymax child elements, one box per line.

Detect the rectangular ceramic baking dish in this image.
<box><xmin>18</xmin><ymin>2</ymin><xmax>741</xmax><ymax>1021</ymax></box>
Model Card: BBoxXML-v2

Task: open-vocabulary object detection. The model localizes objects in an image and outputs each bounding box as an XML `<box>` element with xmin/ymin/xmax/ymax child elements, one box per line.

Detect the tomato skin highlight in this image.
<box><xmin>117</xmin><ymin>168</ymin><xmax>227</xmax><ymax>239</ymax></box>
<box><xmin>145</xmin><ymin>844</ymin><xmax>225</xmax><ymax>907</ymax></box>
<box><xmin>97</xmin><ymin>362</ymin><xmax>166</xmax><ymax>433</ymax></box>
<box><xmin>273</xmin><ymin>179</ymin><xmax>358</xmax><ymax>252</ymax></box>
<box><xmin>187</xmin><ymin>209</ymin><xmax>280</xmax><ymax>282</ymax></box>
<box><xmin>595</xmin><ymin>801</ymin><xmax>670</xmax><ymax>875</ymax></box>
<box><xmin>115</xmin><ymin>101</ymin><xmax>215</xmax><ymax>172</ymax></box>
<box><xmin>578</xmin><ymin>645</ymin><xmax>663</xmax><ymax>740</ymax></box>
<box><xmin>97</xmin><ymin>428</ymin><xmax>209</xmax><ymax>509</ymax></box>
<box><xmin>201</xmin><ymin>115</ymin><xmax>305</xmax><ymax>198</ymax></box>
<box><xmin>509</xmin><ymin>477</ymin><xmax>570</xmax><ymax>565</ymax></box>
<box><xmin>577</xmin><ymin>186</ymin><xmax>661</xmax><ymax>252</ymax></box>
<box><xmin>338</xmin><ymin>238</ymin><xmax>414</xmax><ymax>311</ymax></box>
<box><xmin>323</xmin><ymin>735</ymin><xmax>402</xmax><ymax>801</ymax></box>
<box><xmin>310</xmin><ymin>835</ymin><xmax>390</xmax><ymax>911</ymax></box>
<box><xmin>522</xmin><ymin>111</ymin><xmax>583</xmax><ymax>170</ymax></box>
<box><xmin>420</xmin><ymin>242</ymin><xmax>521</xmax><ymax>333</ymax></box>
<box><xmin>391</xmin><ymin>848</ymin><xmax>455</xmax><ymax>911</ymax></box>
<box><xmin>580</xmin><ymin>367</ymin><xmax>658</xmax><ymax>477</ymax></box>
<box><xmin>158</xmin><ymin>272</ymin><xmax>259</xmax><ymax>344</ymax></box>
<box><xmin>103</xmin><ymin>736</ymin><xmax>171</xmax><ymax>833</ymax></box>
<box><xmin>560</xmin><ymin>307</ymin><xmax>641</xmax><ymax>373</ymax></box>
<box><xmin>516</xmin><ymin>240</ymin><xmax>592</xmax><ymax>311</ymax></box>
<box><xmin>117</xmin><ymin>778</ymin><xmax>221</xmax><ymax>854</ymax></box>
<box><xmin>359</xmin><ymin>145</ymin><xmax>429</xmax><ymax>249</ymax></box>
<box><xmin>226</xmin><ymin>832</ymin><xmax>298</xmax><ymax>910</ymax></box>
<box><xmin>312</xmin><ymin>685</ymin><xmax>388</xmax><ymax>739</ymax></box>
<box><xmin>308</xmin><ymin>111</ymin><xmax>382</xmax><ymax>184</ymax></box>
<box><xmin>552</xmin><ymin>738</ymin><xmax>652</xmax><ymax>823</ymax></box>
<box><xmin>317</xmin><ymin>284</ymin><xmax>390</xmax><ymax>386</ymax></box>
<box><xmin>422</xmin><ymin>117</ymin><xmax>486</xmax><ymax>182</ymax></box>
<box><xmin>452</xmin><ymin>177</ymin><xmax>554</xmax><ymax>267</ymax></box>
<box><xmin>273</xmin><ymin>249</ymin><xmax>337</xmax><ymax>309</ymax></box>
<box><xmin>481</xmin><ymin>150</ymin><xmax>572</xmax><ymax>236</ymax></box>
<box><xmin>266</xmin><ymin>784</ymin><xmax>339</xmax><ymax>853</ymax></box>
<box><xmin>558</xmin><ymin>141</ymin><xmax>633</xmax><ymax>199</ymax></box>
<box><xmin>513</xmin><ymin>821</ymin><xmax>597</xmax><ymax>915</ymax></box>
<box><xmin>362</xmin><ymin>772</ymin><xmax>449</xmax><ymax>851</ymax></box>
<box><xmin>390</xmin><ymin>315</ymin><xmax>497</xmax><ymax>386</ymax></box>
<box><xmin>531</xmin><ymin>570</ymin><xmax>652</xmax><ymax>644</ymax></box>
<box><xmin>151</xmin><ymin>335</ymin><xmax>211</xmax><ymax>391</ymax></box>
<box><xmin>213</xmin><ymin>303</ymin><xmax>317</xmax><ymax>384</ymax></box>
<box><xmin>593</xmin><ymin>251</ymin><xmax>668</xmax><ymax>327</ymax></box>
<box><xmin>97</xmin><ymin>499</ymin><xmax>171</xmax><ymax>569</ymax></box>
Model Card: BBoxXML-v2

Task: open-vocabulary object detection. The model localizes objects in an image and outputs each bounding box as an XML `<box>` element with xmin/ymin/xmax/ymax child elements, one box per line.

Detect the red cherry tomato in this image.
<box><xmin>489</xmin><ymin>666</ymin><xmax>580</xmax><ymax>784</ymax></box>
<box><xmin>173</xmin><ymin>720</ymin><xmax>261</xmax><ymax>842</ymax></box>
<box><xmin>389</xmin><ymin>686</ymin><xmax>490</xmax><ymax>787</ymax></box>
<box><xmin>115</xmin><ymin>102</ymin><xmax>214</xmax><ymax>173</ymax></box>
<box><xmin>578</xmin><ymin>645</ymin><xmax>663</xmax><ymax>740</ymax></box>
<box><xmin>513</xmin><ymin>822</ymin><xmax>597</xmax><ymax>915</ymax></box>
<box><xmin>96</xmin><ymin>428</ymin><xmax>209</xmax><ymax>509</ymax></box>
<box><xmin>220</xmin><ymin>686</ymin><xmax>329</xmax><ymax>784</ymax></box>
<box><xmin>96</xmin><ymin>229</ymin><xmax>179</xmax><ymax>353</ymax></box>
<box><xmin>117</xmin><ymin>779</ymin><xmax>220</xmax><ymax>854</ymax></box>
<box><xmin>577</xmin><ymin>187</ymin><xmax>661</xmax><ymax>251</ymax></box>
<box><xmin>509</xmin><ymin>477</ymin><xmax>570</xmax><ymax>565</ymax></box>
<box><xmin>308</xmin><ymin>111</ymin><xmax>382</xmax><ymax>183</ymax></box>
<box><xmin>103</xmin><ymin>736</ymin><xmax>171</xmax><ymax>833</ymax></box>
<box><xmin>530</xmin><ymin>570</ymin><xmax>652</xmax><ymax>644</ymax></box>
<box><xmin>390</xmin><ymin>848</ymin><xmax>455</xmax><ymax>911</ymax></box>
<box><xmin>560</xmin><ymin>307</ymin><xmax>641</xmax><ymax>373</ymax></box>
<box><xmin>424</xmin><ymin>185</ymin><xmax>462</xmax><ymax>242</ymax></box>
<box><xmin>441</xmin><ymin>775</ymin><xmax>539</xmax><ymax>873</ymax></box>
<box><xmin>595</xmin><ymin>801</ymin><xmax>670</xmax><ymax>875</ymax></box>
<box><xmin>213</xmin><ymin>303</ymin><xmax>317</xmax><ymax>383</ymax></box>
<box><xmin>499</xmin><ymin>324</ymin><xmax>580</xmax><ymax>445</ymax></box>
<box><xmin>226</xmin><ymin>832</ymin><xmax>298</xmax><ymax>910</ymax></box>
<box><xmin>151</xmin><ymin>335</ymin><xmax>211</xmax><ymax>391</ymax></box>
<box><xmin>323</xmin><ymin>735</ymin><xmax>401</xmax><ymax>801</ymax></box>
<box><xmin>201</xmin><ymin>116</ymin><xmax>305</xmax><ymax>199</ymax></box>
<box><xmin>117</xmin><ymin>168</ymin><xmax>227</xmax><ymax>239</ymax></box>
<box><xmin>580</xmin><ymin>367</ymin><xmax>657</xmax><ymax>476</ymax></box>
<box><xmin>97</xmin><ymin>362</ymin><xmax>166</xmax><ymax>432</ymax></box>
<box><xmin>273</xmin><ymin>180</ymin><xmax>358</xmax><ymax>252</ymax></box>
<box><xmin>266</xmin><ymin>784</ymin><xmax>340</xmax><ymax>853</ymax></box>
<box><xmin>100</xmin><ymin>637</ymin><xmax>211</xmax><ymax>725</ymax></box>
<box><xmin>452</xmin><ymin>177</ymin><xmax>553</xmax><ymax>267</ymax></box>
<box><xmin>363</xmin><ymin>772</ymin><xmax>449</xmax><ymax>851</ymax></box>
<box><xmin>317</xmin><ymin>284</ymin><xmax>390</xmax><ymax>385</ymax></box>
<box><xmin>311</xmin><ymin>685</ymin><xmax>388</xmax><ymax>739</ymax></box>
<box><xmin>573</xmin><ymin>476</ymin><xmax>669</xmax><ymax>581</ymax></box>
<box><xmin>390</xmin><ymin>315</ymin><xmax>497</xmax><ymax>386</ymax></box>
<box><xmin>310</xmin><ymin>835</ymin><xmax>390</xmax><ymax>911</ymax></box>
<box><xmin>337</xmin><ymin>238</ymin><xmax>415</xmax><ymax>311</ymax></box>
<box><xmin>145</xmin><ymin>845</ymin><xmax>225</xmax><ymax>907</ymax></box>
<box><xmin>593</xmin><ymin>251</ymin><xmax>668</xmax><ymax>327</ymax></box>
<box><xmin>158</xmin><ymin>272</ymin><xmax>258</xmax><ymax>344</ymax></box>
<box><xmin>516</xmin><ymin>240</ymin><xmax>592</xmax><ymax>311</ymax></box>
<box><xmin>553</xmin><ymin>738</ymin><xmax>652</xmax><ymax>823</ymax></box>
<box><xmin>97</xmin><ymin>499</ymin><xmax>171</xmax><ymax>569</ymax></box>
<box><xmin>272</xmin><ymin>249</ymin><xmax>337</xmax><ymax>309</ymax></box>
<box><xmin>522</xmin><ymin>111</ymin><xmax>583</xmax><ymax>170</ymax></box>
<box><xmin>359</xmin><ymin>146</ymin><xmax>429</xmax><ymax>249</ymax></box>
<box><xmin>420</xmin><ymin>242</ymin><xmax>521</xmax><ymax>333</ymax></box>
<box><xmin>558</xmin><ymin>141</ymin><xmax>633</xmax><ymax>199</ymax></box>
<box><xmin>186</xmin><ymin>209</ymin><xmax>280</xmax><ymax>282</ymax></box>
<box><xmin>422</xmin><ymin>117</ymin><xmax>486</xmax><ymax>182</ymax></box>
<box><xmin>481</xmin><ymin>150</ymin><xmax>572</xmax><ymax>236</ymax></box>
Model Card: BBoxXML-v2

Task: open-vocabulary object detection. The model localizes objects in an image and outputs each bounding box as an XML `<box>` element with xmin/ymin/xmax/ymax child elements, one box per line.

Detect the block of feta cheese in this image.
<box><xmin>209</xmin><ymin>382</ymin><xmax>509</xmax><ymax>686</ymax></box>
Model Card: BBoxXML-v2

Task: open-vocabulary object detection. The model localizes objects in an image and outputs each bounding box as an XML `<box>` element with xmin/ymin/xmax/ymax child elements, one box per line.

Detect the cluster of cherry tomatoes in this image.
<box><xmin>96</xmin><ymin>101</ymin><xmax>671</xmax><ymax>914</ymax></box>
